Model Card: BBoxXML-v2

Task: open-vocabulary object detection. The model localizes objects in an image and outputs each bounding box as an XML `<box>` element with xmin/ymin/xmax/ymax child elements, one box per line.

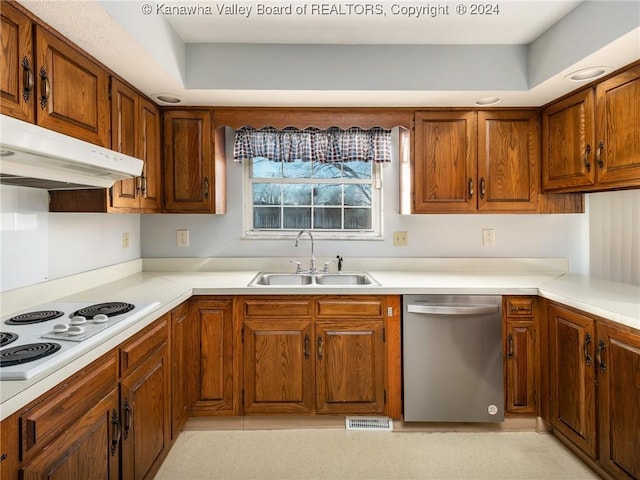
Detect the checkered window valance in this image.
<box><xmin>233</xmin><ymin>126</ymin><xmax>392</xmax><ymax>163</ymax></box>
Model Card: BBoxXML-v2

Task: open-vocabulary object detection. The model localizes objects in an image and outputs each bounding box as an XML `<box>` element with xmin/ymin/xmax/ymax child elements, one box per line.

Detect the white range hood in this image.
<box><xmin>0</xmin><ymin>115</ymin><xmax>143</xmax><ymax>189</ymax></box>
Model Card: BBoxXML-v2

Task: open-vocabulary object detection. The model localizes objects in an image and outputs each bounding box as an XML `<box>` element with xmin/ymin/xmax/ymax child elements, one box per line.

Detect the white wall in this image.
<box><xmin>141</xmin><ymin>130</ymin><xmax>590</xmax><ymax>273</ymax></box>
<box><xmin>0</xmin><ymin>185</ymin><xmax>141</xmax><ymax>292</ymax></box>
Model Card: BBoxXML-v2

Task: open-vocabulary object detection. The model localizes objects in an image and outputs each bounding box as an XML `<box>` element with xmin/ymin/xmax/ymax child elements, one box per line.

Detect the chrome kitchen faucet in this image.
<box><xmin>294</xmin><ymin>229</ymin><xmax>316</xmax><ymax>273</ymax></box>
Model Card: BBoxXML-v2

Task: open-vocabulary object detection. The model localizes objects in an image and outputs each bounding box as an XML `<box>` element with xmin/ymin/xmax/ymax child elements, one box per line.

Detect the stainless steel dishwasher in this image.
<box><xmin>403</xmin><ymin>294</ymin><xmax>504</xmax><ymax>422</ymax></box>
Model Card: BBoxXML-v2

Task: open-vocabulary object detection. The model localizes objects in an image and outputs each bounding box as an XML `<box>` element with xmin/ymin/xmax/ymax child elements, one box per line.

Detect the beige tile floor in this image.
<box><xmin>154</xmin><ymin>417</ymin><xmax>600</xmax><ymax>480</ymax></box>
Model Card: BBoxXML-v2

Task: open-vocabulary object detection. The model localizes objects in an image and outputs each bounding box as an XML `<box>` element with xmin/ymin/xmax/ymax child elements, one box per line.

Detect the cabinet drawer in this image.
<box><xmin>505</xmin><ymin>298</ymin><xmax>534</xmax><ymax>318</ymax></box>
<box><xmin>242</xmin><ymin>298</ymin><xmax>313</xmax><ymax>318</ymax></box>
<box><xmin>316</xmin><ymin>297</ymin><xmax>383</xmax><ymax>318</ymax></box>
<box><xmin>20</xmin><ymin>350</ymin><xmax>118</xmax><ymax>459</ymax></box>
<box><xmin>120</xmin><ymin>315</ymin><xmax>168</xmax><ymax>377</ymax></box>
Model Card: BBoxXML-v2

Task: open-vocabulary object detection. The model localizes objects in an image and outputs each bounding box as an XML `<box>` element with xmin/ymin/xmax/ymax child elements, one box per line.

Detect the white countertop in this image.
<box><xmin>1</xmin><ymin>258</ymin><xmax>638</xmax><ymax>420</ymax></box>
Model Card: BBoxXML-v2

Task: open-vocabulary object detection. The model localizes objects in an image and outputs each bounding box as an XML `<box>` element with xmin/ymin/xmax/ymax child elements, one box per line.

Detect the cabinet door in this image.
<box><xmin>505</xmin><ymin>320</ymin><xmax>536</xmax><ymax>414</ymax></box>
<box><xmin>549</xmin><ymin>304</ymin><xmax>597</xmax><ymax>458</ymax></box>
<box><xmin>315</xmin><ymin>320</ymin><xmax>385</xmax><ymax>415</ymax></box>
<box><xmin>595</xmin><ymin>64</ymin><xmax>640</xmax><ymax>187</ymax></box>
<box><xmin>597</xmin><ymin>322</ymin><xmax>640</xmax><ymax>480</ymax></box>
<box><xmin>121</xmin><ymin>345</ymin><xmax>170</xmax><ymax>480</ymax></box>
<box><xmin>478</xmin><ymin>110</ymin><xmax>539</xmax><ymax>212</ymax></box>
<box><xmin>413</xmin><ymin>111</ymin><xmax>477</xmax><ymax>213</ymax></box>
<box><xmin>34</xmin><ymin>26</ymin><xmax>109</xmax><ymax>147</ymax></box>
<box><xmin>20</xmin><ymin>388</ymin><xmax>120</xmax><ymax>480</ymax></box>
<box><xmin>137</xmin><ymin>97</ymin><xmax>162</xmax><ymax>212</ymax></box>
<box><xmin>163</xmin><ymin>110</ymin><xmax>214</xmax><ymax>212</ymax></box>
<box><xmin>542</xmin><ymin>89</ymin><xmax>596</xmax><ymax>191</ymax></box>
<box><xmin>243</xmin><ymin>320</ymin><xmax>315</xmax><ymax>414</ymax></box>
<box><xmin>190</xmin><ymin>298</ymin><xmax>236</xmax><ymax>414</ymax></box>
<box><xmin>110</xmin><ymin>78</ymin><xmax>140</xmax><ymax>210</ymax></box>
<box><xmin>0</xmin><ymin>2</ymin><xmax>35</xmax><ymax>122</ymax></box>
<box><xmin>171</xmin><ymin>302</ymin><xmax>192</xmax><ymax>437</ymax></box>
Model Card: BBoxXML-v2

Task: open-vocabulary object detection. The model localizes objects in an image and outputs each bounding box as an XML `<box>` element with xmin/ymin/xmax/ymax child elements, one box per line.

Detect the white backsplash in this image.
<box><xmin>0</xmin><ymin>185</ymin><xmax>141</xmax><ymax>292</ymax></box>
<box><xmin>589</xmin><ymin>190</ymin><xmax>640</xmax><ymax>286</ymax></box>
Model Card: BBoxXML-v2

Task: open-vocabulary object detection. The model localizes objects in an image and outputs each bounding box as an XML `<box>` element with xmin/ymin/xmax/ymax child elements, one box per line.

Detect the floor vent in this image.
<box><xmin>345</xmin><ymin>416</ymin><xmax>393</xmax><ymax>431</ymax></box>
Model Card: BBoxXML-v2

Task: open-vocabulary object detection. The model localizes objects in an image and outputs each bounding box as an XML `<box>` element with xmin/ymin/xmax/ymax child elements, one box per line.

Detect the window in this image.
<box><xmin>235</xmin><ymin>127</ymin><xmax>390</xmax><ymax>239</ymax></box>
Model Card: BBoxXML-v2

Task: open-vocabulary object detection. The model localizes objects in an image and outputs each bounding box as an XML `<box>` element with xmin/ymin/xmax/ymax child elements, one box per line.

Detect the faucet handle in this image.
<box><xmin>289</xmin><ymin>259</ymin><xmax>303</xmax><ymax>273</ymax></box>
<box><xmin>322</xmin><ymin>259</ymin><xmax>335</xmax><ymax>273</ymax></box>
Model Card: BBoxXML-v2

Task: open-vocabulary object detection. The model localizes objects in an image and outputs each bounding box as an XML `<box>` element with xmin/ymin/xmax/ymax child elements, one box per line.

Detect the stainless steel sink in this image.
<box><xmin>248</xmin><ymin>272</ymin><xmax>379</xmax><ymax>287</ymax></box>
<box><xmin>249</xmin><ymin>273</ymin><xmax>313</xmax><ymax>286</ymax></box>
<box><xmin>314</xmin><ymin>273</ymin><xmax>378</xmax><ymax>285</ymax></box>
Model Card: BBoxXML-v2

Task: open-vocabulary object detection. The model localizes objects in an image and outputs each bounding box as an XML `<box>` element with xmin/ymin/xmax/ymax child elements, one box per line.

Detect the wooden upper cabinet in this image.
<box><xmin>413</xmin><ymin>111</ymin><xmax>477</xmax><ymax>213</ymax></box>
<box><xmin>413</xmin><ymin>110</ymin><xmax>541</xmax><ymax>213</ymax></box>
<box><xmin>1</xmin><ymin>2</ymin><xmax>35</xmax><ymax>122</ymax></box>
<box><xmin>478</xmin><ymin>110</ymin><xmax>539</xmax><ymax>212</ymax></box>
<box><xmin>542</xmin><ymin>63</ymin><xmax>640</xmax><ymax>192</ymax></box>
<box><xmin>542</xmin><ymin>89</ymin><xmax>596</xmax><ymax>191</ymax></box>
<box><xmin>111</xmin><ymin>78</ymin><xmax>139</xmax><ymax>209</ymax></box>
<box><xmin>34</xmin><ymin>26</ymin><xmax>110</xmax><ymax>147</ymax></box>
<box><xmin>137</xmin><ymin>97</ymin><xmax>162</xmax><ymax>211</ymax></box>
<box><xmin>110</xmin><ymin>79</ymin><xmax>162</xmax><ymax>212</ymax></box>
<box><xmin>164</xmin><ymin>110</ymin><xmax>226</xmax><ymax>213</ymax></box>
<box><xmin>595</xmin><ymin>64</ymin><xmax>640</xmax><ymax>188</ymax></box>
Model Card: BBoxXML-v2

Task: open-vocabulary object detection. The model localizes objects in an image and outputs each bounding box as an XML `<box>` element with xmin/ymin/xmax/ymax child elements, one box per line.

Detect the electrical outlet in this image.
<box><xmin>122</xmin><ymin>232</ymin><xmax>130</xmax><ymax>249</ymax></box>
<box><xmin>176</xmin><ymin>229</ymin><xmax>190</xmax><ymax>248</ymax></box>
<box><xmin>393</xmin><ymin>231</ymin><xmax>408</xmax><ymax>247</ymax></box>
<box><xmin>482</xmin><ymin>229</ymin><xmax>496</xmax><ymax>247</ymax></box>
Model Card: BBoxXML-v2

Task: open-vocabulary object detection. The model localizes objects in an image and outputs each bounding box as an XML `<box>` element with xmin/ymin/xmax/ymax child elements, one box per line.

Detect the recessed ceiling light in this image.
<box><xmin>152</xmin><ymin>93</ymin><xmax>183</xmax><ymax>105</ymax></box>
<box><xmin>474</xmin><ymin>96</ymin><xmax>501</xmax><ymax>106</ymax></box>
<box><xmin>565</xmin><ymin>66</ymin><xmax>611</xmax><ymax>82</ymax></box>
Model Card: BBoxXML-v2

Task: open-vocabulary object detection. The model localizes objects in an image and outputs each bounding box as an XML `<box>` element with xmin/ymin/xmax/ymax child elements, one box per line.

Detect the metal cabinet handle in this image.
<box><xmin>583</xmin><ymin>144</ymin><xmax>592</xmax><ymax>172</ymax></box>
<box><xmin>597</xmin><ymin>339</ymin><xmax>606</xmax><ymax>373</ymax></box>
<box><xmin>110</xmin><ymin>409</ymin><xmax>121</xmax><ymax>456</ymax></box>
<box><xmin>22</xmin><ymin>57</ymin><xmax>34</xmax><ymax>103</ymax></box>
<box><xmin>123</xmin><ymin>398</ymin><xmax>131</xmax><ymax>440</ymax></box>
<box><xmin>507</xmin><ymin>334</ymin><xmax>514</xmax><ymax>358</ymax></box>
<box><xmin>141</xmin><ymin>175</ymin><xmax>148</xmax><ymax>197</ymax></box>
<box><xmin>304</xmin><ymin>334</ymin><xmax>310</xmax><ymax>359</ymax></box>
<box><xmin>317</xmin><ymin>336</ymin><xmax>323</xmax><ymax>360</ymax></box>
<box><xmin>480</xmin><ymin>178</ymin><xmax>486</xmax><ymax>199</ymax></box>
<box><xmin>510</xmin><ymin>305</ymin><xmax>532</xmax><ymax>314</ymax></box>
<box><xmin>39</xmin><ymin>66</ymin><xmax>50</xmax><ymax>110</ymax></box>
<box><xmin>203</xmin><ymin>177</ymin><xmax>209</xmax><ymax>199</ymax></box>
<box><xmin>596</xmin><ymin>141</ymin><xmax>605</xmax><ymax>170</ymax></box>
<box><xmin>468</xmin><ymin>178</ymin><xmax>474</xmax><ymax>199</ymax></box>
<box><xmin>584</xmin><ymin>333</ymin><xmax>592</xmax><ymax>366</ymax></box>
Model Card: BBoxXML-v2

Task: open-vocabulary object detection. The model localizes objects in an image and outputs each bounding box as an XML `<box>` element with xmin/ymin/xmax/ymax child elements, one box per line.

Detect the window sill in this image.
<box><xmin>242</xmin><ymin>232</ymin><xmax>384</xmax><ymax>241</ymax></box>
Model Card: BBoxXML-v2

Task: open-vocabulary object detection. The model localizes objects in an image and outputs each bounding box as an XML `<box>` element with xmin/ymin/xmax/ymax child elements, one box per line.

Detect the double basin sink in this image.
<box><xmin>249</xmin><ymin>272</ymin><xmax>379</xmax><ymax>287</ymax></box>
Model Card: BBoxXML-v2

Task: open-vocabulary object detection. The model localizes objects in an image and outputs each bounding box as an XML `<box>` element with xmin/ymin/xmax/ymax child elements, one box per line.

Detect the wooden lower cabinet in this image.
<box><xmin>597</xmin><ymin>321</ymin><xmax>640</xmax><ymax>480</ymax></box>
<box><xmin>170</xmin><ymin>301</ymin><xmax>192</xmax><ymax>436</ymax></box>
<box><xmin>119</xmin><ymin>315</ymin><xmax>171</xmax><ymax>480</ymax></box>
<box><xmin>189</xmin><ymin>297</ymin><xmax>237</xmax><ymax>415</ymax></box>
<box><xmin>549</xmin><ymin>303</ymin><xmax>597</xmax><ymax>457</ymax></box>
<box><xmin>243</xmin><ymin>319</ymin><xmax>314</xmax><ymax>414</ymax></box>
<box><xmin>503</xmin><ymin>296</ymin><xmax>537</xmax><ymax>415</ymax></box>
<box><xmin>315</xmin><ymin>320</ymin><xmax>385</xmax><ymax>414</ymax></box>
<box><xmin>239</xmin><ymin>295</ymin><xmax>400</xmax><ymax>418</ymax></box>
<box><xmin>20</xmin><ymin>388</ymin><xmax>121</xmax><ymax>480</ymax></box>
<box><xmin>548</xmin><ymin>302</ymin><xmax>640</xmax><ymax>480</ymax></box>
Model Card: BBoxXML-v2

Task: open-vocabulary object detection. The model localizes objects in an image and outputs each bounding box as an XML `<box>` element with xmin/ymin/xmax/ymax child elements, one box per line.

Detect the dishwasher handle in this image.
<box><xmin>407</xmin><ymin>304</ymin><xmax>499</xmax><ymax>315</ymax></box>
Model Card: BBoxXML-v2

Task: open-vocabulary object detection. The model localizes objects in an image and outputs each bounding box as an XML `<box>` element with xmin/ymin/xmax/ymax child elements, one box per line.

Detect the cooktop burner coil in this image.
<box><xmin>5</xmin><ymin>310</ymin><xmax>65</xmax><ymax>325</ymax></box>
<box><xmin>0</xmin><ymin>332</ymin><xmax>18</xmax><ymax>347</ymax></box>
<box><xmin>71</xmin><ymin>302</ymin><xmax>135</xmax><ymax>319</ymax></box>
<box><xmin>0</xmin><ymin>342</ymin><xmax>62</xmax><ymax>367</ymax></box>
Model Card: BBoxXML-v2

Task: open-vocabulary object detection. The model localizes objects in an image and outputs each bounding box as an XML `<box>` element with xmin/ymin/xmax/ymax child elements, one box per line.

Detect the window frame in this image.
<box><xmin>242</xmin><ymin>159</ymin><xmax>384</xmax><ymax>240</ymax></box>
